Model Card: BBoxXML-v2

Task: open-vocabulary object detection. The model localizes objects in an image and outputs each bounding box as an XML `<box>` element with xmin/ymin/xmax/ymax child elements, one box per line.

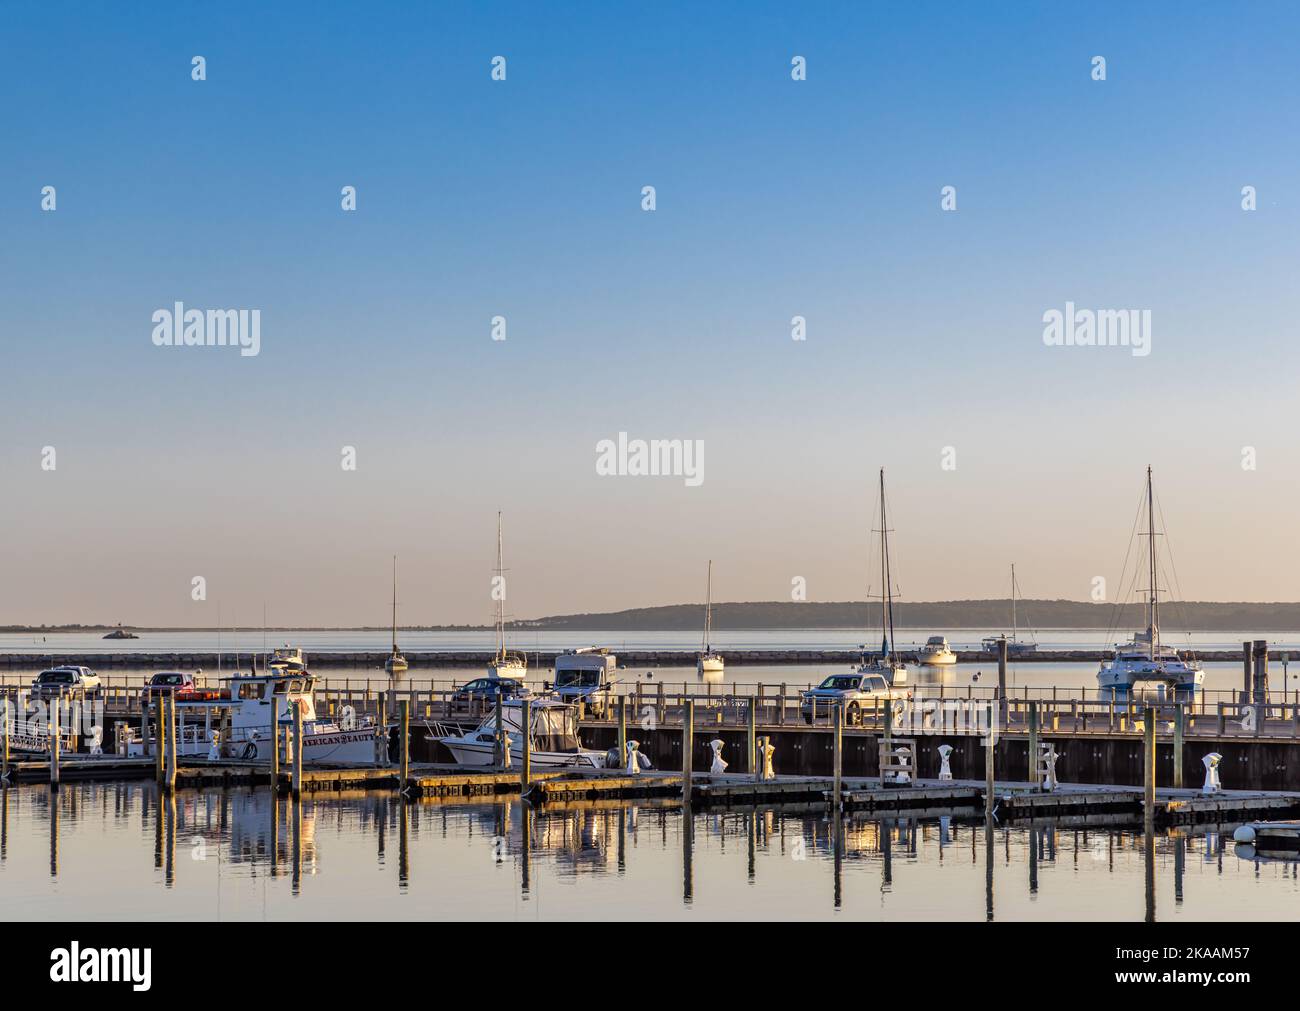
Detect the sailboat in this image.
<box><xmin>384</xmin><ymin>555</ymin><xmax>409</xmax><ymax>677</ymax></box>
<box><xmin>487</xmin><ymin>512</ymin><xmax>527</xmax><ymax>680</ymax></box>
<box><xmin>1096</xmin><ymin>467</ymin><xmax>1203</xmax><ymax>698</ymax></box>
<box><xmin>697</xmin><ymin>559</ymin><xmax>724</xmax><ymax>682</ymax></box>
<box><xmin>857</xmin><ymin>469</ymin><xmax>909</xmax><ymax>685</ymax></box>
<box><xmin>982</xmin><ymin>564</ymin><xmax>1038</xmax><ymax>656</ymax></box>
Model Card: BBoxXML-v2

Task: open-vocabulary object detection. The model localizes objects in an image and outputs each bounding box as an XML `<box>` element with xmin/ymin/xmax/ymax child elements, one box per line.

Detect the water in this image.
<box><xmin>4</xmin><ymin>783</ymin><xmax>1297</xmax><ymax>921</ymax></box>
<box><xmin>6</xmin><ymin>628</ymin><xmax>1300</xmax><ymax>655</ymax></box>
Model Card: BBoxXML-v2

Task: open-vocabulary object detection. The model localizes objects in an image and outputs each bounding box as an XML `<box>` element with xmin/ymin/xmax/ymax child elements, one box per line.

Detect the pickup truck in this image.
<box><xmin>31</xmin><ymin>666</ymin><xmax>103</xmax><ymax>700</ymax></box>
<box><xmin>800</xmin><ymin>671</ymin><xmax>911</xmax><ymax>725</ymax></box>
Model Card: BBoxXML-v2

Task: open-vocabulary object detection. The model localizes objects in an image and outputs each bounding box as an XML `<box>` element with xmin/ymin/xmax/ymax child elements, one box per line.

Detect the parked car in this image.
<box><xmin>452</xmin><ymin>677</ymin><xmax>525</xmax><ymax>706</ymax></box>
<box><xmin>31</xmin><ymin>666</ymin><xmax>102</xmax><ymax>700</ymax></box>
<box><xmin>143</xmin><ymin>671</ymin><xmax>194</xmax><ymax>704</ymax></box>
<box><xmin>800</xmin><ymin>672</ymin><xmax>910</xmax><ymax>725</ymax></box>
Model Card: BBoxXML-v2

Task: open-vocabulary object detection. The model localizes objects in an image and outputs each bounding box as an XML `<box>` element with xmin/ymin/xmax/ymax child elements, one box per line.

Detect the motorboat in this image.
<box><xmin>917</xmin><ymin>635</ymin><xmax>958</xmax><ymax>666</ymax></box>
<box><xmin>268</xmin><ymin>646</ymin><xmax>307</xmax><ymax>672</ymax></box>
<box><xmin>433</xmin><ymin>698</ymin><xmax>617</xmax><ymax>769</ymax></box>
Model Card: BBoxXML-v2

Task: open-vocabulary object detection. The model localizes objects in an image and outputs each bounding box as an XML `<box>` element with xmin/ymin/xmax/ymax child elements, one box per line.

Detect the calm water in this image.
<box><xmin>3</xmin><ymin>783</ymin><xmax>1298</xmax><ymax>921</ymax></box>
<box><xmin>6</xmin><ymin>629</ymin><xmax>1300</xmax><ymax>655</ymax></box>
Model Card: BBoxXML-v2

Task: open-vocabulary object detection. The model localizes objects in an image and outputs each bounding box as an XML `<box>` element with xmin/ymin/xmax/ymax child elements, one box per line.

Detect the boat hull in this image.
<box><xmin>439</xmin><ymin>737</ymin><xmax>607</xmax><ymax>769</ymax></box>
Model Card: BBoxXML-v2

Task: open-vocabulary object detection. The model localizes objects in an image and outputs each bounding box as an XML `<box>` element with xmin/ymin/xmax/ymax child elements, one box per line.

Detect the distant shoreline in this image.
<box><xmin>8</xmin><ymin>598</ymin><xmax>1300</xmax><ymax>633</ymax></box>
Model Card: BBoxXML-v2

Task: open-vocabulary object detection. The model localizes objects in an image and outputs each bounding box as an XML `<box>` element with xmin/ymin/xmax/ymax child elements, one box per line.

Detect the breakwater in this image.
<box><xmin>0</xmin><ymin>647</ymin><xmax>1286</xmax><ymax>669</ymax></box>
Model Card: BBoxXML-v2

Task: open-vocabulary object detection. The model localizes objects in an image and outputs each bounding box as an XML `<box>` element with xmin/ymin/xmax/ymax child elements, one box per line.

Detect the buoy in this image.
<box><xmin>1232</xmin><ymin>824</ymin><xmax>1257</xmax><ymax>844</ymax></box>
<box><xmin>709</xmin><ymin>739</ymin><xmax>728</xmax><ymax>774</ymax></box>
<box><xmin>1202</xmin><ymin>752</ymin><xmax>1223</xmax><ymax>794</ymax></box>
<box><xmin>937</xmin><ymin>744</ymin><xmax>954</xmax><ymax>781</ymax></box>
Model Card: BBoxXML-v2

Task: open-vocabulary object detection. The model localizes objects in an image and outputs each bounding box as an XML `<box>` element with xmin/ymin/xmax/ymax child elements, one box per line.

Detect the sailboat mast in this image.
<box><xmin>391</xmin><ymin>555</ymin><xmax>398</xmax><ymax>653</ymax></box>
<box><xmin>495</xmin><ymin>512</ymin><xmax>505</xmax><ymax>660</ymax></box>
<box><xmin>879</xmin><ymin>468</ymin><xmax>897</xmax><ymax>664</ymax></box>
<box><xmin>1011</xmin><ymin>563</ymin><xmax>1017</xmax><ymax>644</ymax></box>
<box><xmin>703</xmin><ymin>560</ymin><xmax>713</xmax><ymax>652</ymax></box>
<box><xmin>1147</xmin><ymin>465</ymin><xmax>1159</xmax><ymax>660</ymax></box>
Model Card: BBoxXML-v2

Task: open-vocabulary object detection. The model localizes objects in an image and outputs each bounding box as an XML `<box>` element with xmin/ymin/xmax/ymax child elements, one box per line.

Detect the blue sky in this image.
<box><xmin>2</xmin><ymin>2</ymin><xmax>1298</xmax><ymax>625</ymax></box>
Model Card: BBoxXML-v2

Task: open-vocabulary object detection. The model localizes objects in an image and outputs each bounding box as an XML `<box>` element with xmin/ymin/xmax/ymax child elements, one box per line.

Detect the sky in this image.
<box><xmin>1</xmin><ymin>1</ymin><xmax>1298</xmax><ymax>627</ymax></box>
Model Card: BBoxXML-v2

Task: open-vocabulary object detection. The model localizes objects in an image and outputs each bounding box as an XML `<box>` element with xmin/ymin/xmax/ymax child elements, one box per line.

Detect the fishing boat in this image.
<box><xmin>981</xmin><ymin>564</ymin><xmax>1038</xmax><ymax>656</ymax></box>
<box><xmin>697</xmin><ymin>559</ymin><xmax>724</xmax><ymax>682</ymax></box>
<box><xmin>103</xmin><ymin>624</ymin><xmax>139</xmax><ymax>640</ymax></box>
<box><xmin>433</xmin><ymin>698</ymin><xmax>614</xmax><ymax>768</ymax></box>
<box><xmin>917</xmin><ymin>635</ymin><xmax>958</xmax><ymax>666</ymax></box>
<box><xmin>268</xmin><ymin>646</ymin><xmax>307</xmax><ymax>672</ymax></box>
<box><xmin>487</xmin><ymin>512</ymin><xmax>527</xmax><ymax>680</ymax></box>
<box><xmin>856</xmin><ymin>468</ymin><xmax>908</xmax><ymax>686</ymax></box>
<box><xmin>1096</xmin><ymin>467</ymin><xmax>1204</xmax><ymax>698</ymax></box>
<box><xmin>384</xmin><ymin>555</ymin><xmax>409</xmax><ymax>677</ymax></box>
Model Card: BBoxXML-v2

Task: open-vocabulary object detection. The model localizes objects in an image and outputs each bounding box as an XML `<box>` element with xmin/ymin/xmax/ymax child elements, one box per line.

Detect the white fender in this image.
<box><xmin>709</xmin><ymin>739</ymin><xmax>728</xmax><ymax>774</ymax></box>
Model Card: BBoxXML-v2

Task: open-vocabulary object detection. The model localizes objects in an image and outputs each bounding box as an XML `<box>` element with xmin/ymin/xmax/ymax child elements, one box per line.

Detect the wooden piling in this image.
<box><xmin>154</xmin><ymin>699</ymin><xmax>165</xmax><ymax>784</ymax></box>
<box><xmin>832</xmin><ymin>703</ymin><xmax>843</xmax><ymax>806</ymax></box>
<box><xmin>617</xmin><ymin>695</ymin><xmax>626</xmax><ymax>767</ymax></box>
<box><xmin>682</xmin><ymin>699</ymin><xmax>694</xmax><ymax>801</ymax></box>
<box><xmin>997</xmin><ymin>638</ymin><xmax>1009</xmax><ymax>724</ymax></box>
<box><xmin>1173</xmin><ymin>702</ymin><xmax>1185</xmax><ymax>789</ymax></box>
<box><xmin>49</xmin><ymin>698</ymin><xmax>60</xmax><ymax>788</ymax></box>
<box><xmin>984</xmin><ymin>703</ymin><xmax>995</xmax><ymax>818</ymax></box>
<box><xmin>1243</xmin><ymin>641</ymin><xmax>1253</xmax><ymax>698</ymax></box>
<box><xmin>399</xmin><ymin>699</ymin><xmax>409</xmax><ymax>790</ymax></box>
<box><xmin>1143</xmin><ymin>705</ymin><xmax>1156</xmax><ymax>835</ymax></box>
<box><xmin>1254</xmin><ymin>639</ymin><xmax>1269</xmax><ymax>709</ymax></box>
<box><xmin>520</xmin><ymin>698</ymin><xmax>532</xmax><ymax>791</ymax></box>
<box><xmin>2</xmin><ymin>700</ymin><xmax>8</xmax><ymax>780</ymax></box>
<box><xmin>1028</xmin><ymin>701</ymin><xmax>1039</xmax><ymax>790</ymax></box>
<box><xmin>270</xmin><ymin>718</ymin><xmax>279</xmax><ymax>787</ymax></box>
<box><xmin>747</xmin><ymin>700</ymin><xmax>757</xmax><ymax>775</ymax></box>
<box><xmin>291</xmin><ymin>704</ymin><xmax>303</xmax><ymax>796</ymax></box>
<box><xmin>493</xmin><ymin>691</ymin><xmax>505</xmax><ymax>768</ymax></box>
<box><xmin>165</xmin><ymin>694</ymin><xmax>177</xmax><ymax>791</ymax></box>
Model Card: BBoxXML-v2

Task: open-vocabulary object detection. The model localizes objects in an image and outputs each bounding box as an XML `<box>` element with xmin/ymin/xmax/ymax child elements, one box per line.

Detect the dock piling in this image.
<box><xmin>984</xmin><ymin>703</ymin><xmax>995</xmax><ymax>818</ymax></box>
<box><xmin>165</xmin><ymin>694</ymin><xmax>177</xmax><ymax>791</ymax></box>
<box><xmin>291</xmin><ymin>704</ymin><xmax>303</xmax><ymax>796</ymax></box>
<box><xmin>520</xmin><ymin>698</ymin><xmax>532</xmax><ymax>791</ymax></box>
<box><xmin>399</xmin><ymin>699</ymin><xmax>409</xmax><ymax>792</ymax></box>
<box><xmin>747</xmin><ymin>700</ymin><xmax>757</xmax><ymax>776</ymax></box>
<box><xmin>1027</xmin><ymin>701</ymin><xmax>1039</xmax><ymax>790</ymax></box>
<box><xmin>1143</xmin><ymin>705</ymin><xmax>1156</xmax><ymax>835</ymax></box>
<box><xmin>154</xmin><ymin>700</ymin><xmax>164</xmax><ymax>784</ymax></box>
<box><xmin>682</xmin><ymin>699</ymin><xmax>694</xmax><ymax>802</ymax></box>
<box><xmin>832</xmin><ymin>703</ymin><xmax>843</xmax><ymax>807</ymax></box>
<box><xmin>1173</xmin><ymin>702</ymin><xmax>1185</xmax><ymax>789</ymax></box>
<box><xmin>49</xmin><ymin>698</ymin><xmax>60</xmax><ymax>788</ymax></box>
<box><xmin>617</xmin><ymin>696</ymin><xmax>626</xmax><ymax>767</ymax></box>
<box><xmin>494</xmin><ymin>691</ymin><xmax>504</xmax><ymax>768</ymax></box>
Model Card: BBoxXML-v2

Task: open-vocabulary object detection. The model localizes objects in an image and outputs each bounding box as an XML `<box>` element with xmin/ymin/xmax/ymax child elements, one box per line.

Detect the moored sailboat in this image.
<box><xmin>982</xmin><ymin>563</ymin><xmax>1038</xmax><ymax>656</ymax></box>
<box><xmin>487</xmin><ymin>512</ymin><xmax>528</xmax><ymax>680</ymax></box>
<box><xmin>1096</xmin><ymin>467</ymin><xmax>1203</xmax><ymax>698</ymax></box>
<box><xmin>697</xmin><ymin>559</ymin><xmax>724</xmax><ymax>682</ymax></box>
<box><xmin>857</xmin><ymin>468</ymin><xmax>908</xmax><ymax>685</ymax></box>
<box><xmin>384</xmin><ymin>555</ymin><xmax>409</xmax><ymax>677</ymax></box>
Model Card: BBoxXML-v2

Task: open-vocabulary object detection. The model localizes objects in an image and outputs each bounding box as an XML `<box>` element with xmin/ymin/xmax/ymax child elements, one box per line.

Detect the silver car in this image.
<box><xmin>800</xmin><ymin>672</ymin><xmax>910</xmax><ymax>725</ymax></box>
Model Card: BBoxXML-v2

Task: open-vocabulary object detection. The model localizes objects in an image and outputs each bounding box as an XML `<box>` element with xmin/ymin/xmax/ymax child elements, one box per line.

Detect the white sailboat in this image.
<box><xmin>982</xmin><ymin>564</ymin><xmax>1038</xmax><ymax>656</ymax></box>
<box><xmin>384</xmin><ymin>555</ymin><xmax>409</xmax><ymax>677</ymax></box>
<box><xmin>858</xmin><ymin>468</ymin><xmax>909</xmax><ymax>685</ymax></box>
<box><xmin>487</xmin><ymin>512</ymin><xmax>527</xmax><ymax>681</ymax></box>
<box><xmin>1097</xmin><ymin>467</ymin><xmax>1204</xmax><ymax>698</ymax></box>
<box><xmin>697</xmin><ymin>559</ymin><xmax>724</xmax><ymax>681</ymax></box>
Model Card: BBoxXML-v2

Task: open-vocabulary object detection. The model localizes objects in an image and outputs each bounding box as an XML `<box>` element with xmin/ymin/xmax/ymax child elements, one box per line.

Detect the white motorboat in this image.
<box><xmin>384</xmin><ymin>555</ymin><xmax>409</xmax><ymax>677</ymax></box>
<box><xmin>917</xmin><ymin>635</ymin><xmax>958</xmax><ymax>666</ymax></box>
<box><xmin>697</xmin><ymin>559</ymin><xmax>724</xmax><ymax>682</ymax></box>
<box><xmin>1097</xmin><ymin>468</ymin><xmax>1203</xmax><ymax>698</ymax></box>
<box><xmin>119</xmin><ymin>667</ymin><xmax>381</xmax><ymax>765</ymax></box>
<box><xmin>981</xmin><ymin>563</ymin><xmax>1038</xmax><ymax>656</ymax></box>
<box><xmin>487</xmin><ymin>512</ymin><xmax>528</xmax><ymax>681</ymax></box>
<box><xmin>268</xmin><ymin>646</ymin><xmax>306</xmax><ymax>673</ymax></box>
<box><xmin>433</xmin><ymin>698</ymin><xmax>614</xmax><ymax>769</ymax></box>
<box><xmin>856</xmin><ymin>468</ymin><xmax>908</xmax><ymax>686</ymax></box>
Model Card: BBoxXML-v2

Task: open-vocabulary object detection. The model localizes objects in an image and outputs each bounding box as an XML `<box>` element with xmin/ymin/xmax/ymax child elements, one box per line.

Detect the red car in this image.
<box><xmin>143</xmin><ymin>671</ymin><xmax>195</xmax><ymax>704</ymax></box>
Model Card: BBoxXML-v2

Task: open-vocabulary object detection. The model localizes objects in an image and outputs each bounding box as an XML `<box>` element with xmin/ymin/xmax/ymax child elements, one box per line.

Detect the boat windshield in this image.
<box><xmin>555</xmin><ymin>669</ymin><xmax>601</xmax><ymax>689</ymax></box>
<box><xmin>817</xmin><ymin>675</ymin><xmax>861</xmax><ymax>690</ymax></box>
<box><xmin>532</xmin><ymin>706</ymin><xmax>581</xmax><ymax>750</ymax></box>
